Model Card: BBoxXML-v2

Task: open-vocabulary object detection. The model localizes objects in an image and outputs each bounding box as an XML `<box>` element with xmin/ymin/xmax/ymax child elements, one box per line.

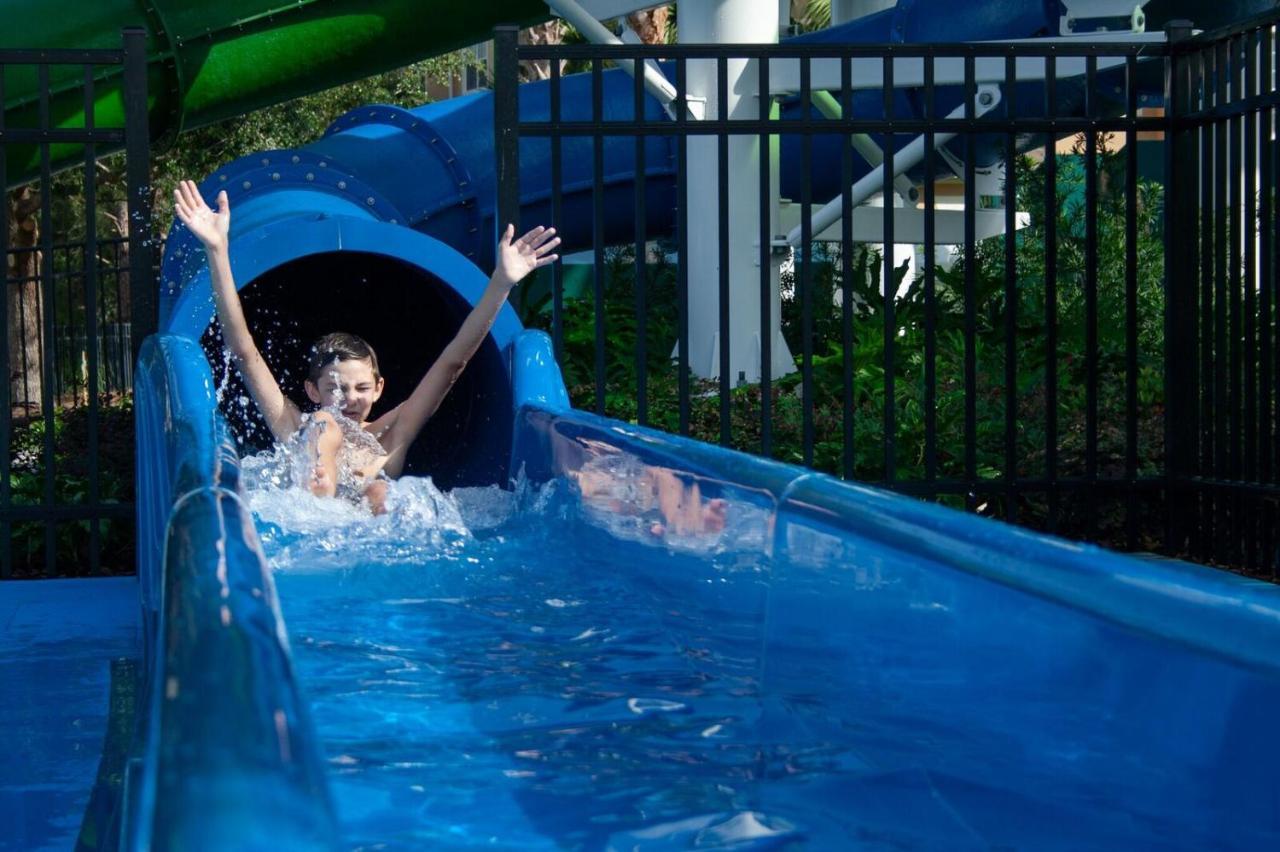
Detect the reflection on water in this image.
<box><xmin>248</xmin><ymin>440</ymin><xmax>1264</xmax><ymax>851</ymax></box>
<box><xmin>250</xmin><ymin>455</ymin><xmax>792</xmax><ymax>849</ymax></box>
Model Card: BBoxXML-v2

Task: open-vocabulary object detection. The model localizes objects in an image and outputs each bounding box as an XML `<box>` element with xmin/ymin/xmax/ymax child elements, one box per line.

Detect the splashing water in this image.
<box><xmin>241</xmin><ymin>414</ymin><xmax>493</xmax><ymax>570</ymax></box>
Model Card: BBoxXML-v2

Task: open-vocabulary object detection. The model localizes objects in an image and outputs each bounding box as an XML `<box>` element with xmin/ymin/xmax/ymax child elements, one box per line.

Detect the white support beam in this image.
<box><xmin>779</xmin><ymin>202</ymin><xmax>1031</xmax><ymax>245</ymax></box>
<box><xmin>545</xmin><ymin>0</ymin><xmax>682</xmax><ymax>116</ymax></box>
<box><xmin>786</xmin><ymin>84</ymin><xmax>1002</xmax><ymax>246</ymax></box>
<box><xmin>810</xmin><ymin>89</ymin><xmax>918</xmax><ymax>202</ymax></box>
<box><xmin>767</xmin><ymin>34</ymin><xmax>1165</xmax><ymax>96</ymax></box>
<box><xmin>571</xmin><ymin>1</ymin><xmax>671</xmax><ymax>20</ymax></box>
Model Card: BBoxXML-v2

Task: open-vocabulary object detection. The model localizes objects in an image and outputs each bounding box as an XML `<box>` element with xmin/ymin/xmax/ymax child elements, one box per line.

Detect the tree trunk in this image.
<box><xmin>106</xmin><ymin>198</ymin><xmax>131</xmax><ymax>325</ymax></box>
<box><xmin>627</xmin><ymin>7</ymin><xmax>672</xmax><ymax>45</ymax></box>
<box><xmin>7</xmin><ymin>187</ymin><xmax>44</xmax><ymax>417</ymax></box>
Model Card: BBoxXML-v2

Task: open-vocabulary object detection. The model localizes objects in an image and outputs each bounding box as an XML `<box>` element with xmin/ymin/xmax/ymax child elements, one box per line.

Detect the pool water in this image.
<box><xmin>252</xmin><ymin>475</ymin><xmax>1279</xmax><ymax>851</ymax></box>
<box><xmin>258</xmin><ymin>480</ymin><xmax>794</xmax><ymax>850</ymax></box>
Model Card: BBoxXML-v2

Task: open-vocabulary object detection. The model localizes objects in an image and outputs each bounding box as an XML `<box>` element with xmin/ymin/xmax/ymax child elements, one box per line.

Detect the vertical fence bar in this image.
<box><xmin>883</xmin><ymin>51</ymin><xmax>897</xmax><ymax>485</ymax></box>
<box><xmin>0</xmin><ymin>59</ymin><xmax>9</xmax><ymax>579</ymax></box>
<box><xmin>84</xmin><ymin>63</ymin><xmax>101</xmax><ymax>573</ymax></box>
<box><xmin>840</xmin><ymin>55</ymin><xmax>855</xmax><ymax>479</ymax></box>
<box><xmin>1227</xmin><ymin>36</ymin><xmax>1244</xmax><ymax>567</ymax></box>
<box><xmin>800</xmin><ymin>56</ymin><xmax>814</xmax><ymax>467</ymax></box>
<box><xmin>54</xmin><ymin>246</ymin><xmax>66</xmax><ymax>403</ymax></box>
<box><xmin>67</xmin><ymin>246</ymin><xmax>77</xmax><ymax>404</ymax></box>
<box><xmin>1261</xmin><ymin>26</ymin><xmax>1275</xmax><ymax>574</ymax></box>
<box><xmin>123</xmin><ymin>27</ymin><xmax>154</xmax><ymax>373</ymax></box>
<box><xmin>1271</xmin><ymin>27</ymin><xmax>1280</xmax><ymax>577</ymax></box>
<box><xmin>113</xmin><ymin>241</ymin><xmax>126</xmax><ymax>391</ymax></box>
<box><xmin>550</xmin><ymin>57</ymin><xmax>565</xmax><ymax>363</ymax></box>
<box><xmin>676</xmin><ymin>58</ymin><xmax>690</xmax><ymax>436</ymax></box>
<box><xmin>36</xmin><ymin>64</ymin><xmax>57</xmax><ymax>570</ymax></box>
<box><xmin>759</xmin><ymin>53</ymin><xmax>773</xmax><ymax>458</ymax></box>
<box><xmin>1084</xmin><ymin>55</ymin><xmax>1099</xmax><ymax>539</ymax></box>
<box><xmin>1198</xmin><ymin>46</ymin><xmax>1216</xmax><ymax>561</ymax></box>
<box><xmin>494</xmin><ymin>26</ymin><xmax>522</xmax><ymax>237</ymax></box>
<box><xmin>1214</xmin><ymin>38</ymin><xmax>1230</xmax><ymax>564</ymax></box>
<box><xmin>38</xmin><ymin>63</ymin><xmax>58</xmax><ymax>576</ymax></box>
<box><xmin>591</xmin><ymin>57</ymin><xmax>606</xmax><ymax>417</ymax></box>
<box><xmin>1044</xmin><ymin>54</ymin><xmax>1060</xmax><ymax>531</ymax></box>
<box><xmin>1125</xmin><ymin>54</ymin><xmax>1140</xmax><ymax>550</ymax></box>
<box><xmin>924</xmin><ymin>54</ymin><xmax>938</xmax><ymax>493</ymax></box>
<box><xmin>634</xmin><ymin>63</ymin><xmax>648</xmax><ymax>427</ymax></box>
<box><xmin>717</xmin><ymin>56</ymin><xmax>731</xmax><ymax>446</ymax></box>
<box><xmin>1004</xmin><ymin>53</ymin><xmax>1018</xmax><ymax>523</ymax></box>
<box><xmin>1244</xmin><ymin>31</ymin><xmax>1259</xmax><ymax>570</ymax></box>
<box><xmin>1164</xmin><ymin>25</ymin><xmax>1193</xmax><ymax>558</ymax></box>
<box><xmin>963</xmin><ymin>55</ymin><xmax>977</xmax><ymax>511</ymax></box>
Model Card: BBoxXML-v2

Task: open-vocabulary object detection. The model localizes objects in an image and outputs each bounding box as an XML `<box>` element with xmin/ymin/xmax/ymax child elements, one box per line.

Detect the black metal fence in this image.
<box><xmin>494</xmin><ymin>10</ymin><xmax>1280</xmax><ymax>576</ymax></box>
<box><xmin>1</xmin><ymin>31</ymin><xmax>155</xmax><ymax>578</ymax></box>
<box><xmin>1167</xmin><ymin>15</ymin><xmax>1280</xmax><ymax>572</ymax></box>
<box><xmin>7</xmin><ymin>239</ymin><xmax>136</xmax><ymax>402</ymax></box>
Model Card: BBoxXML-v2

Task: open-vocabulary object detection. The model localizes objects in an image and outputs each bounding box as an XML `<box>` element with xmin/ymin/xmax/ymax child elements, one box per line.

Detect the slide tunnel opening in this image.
<box><xmin>200</xmin><ymin>250</ymin><xmax>513</xmax><ymax>490</ymax></box>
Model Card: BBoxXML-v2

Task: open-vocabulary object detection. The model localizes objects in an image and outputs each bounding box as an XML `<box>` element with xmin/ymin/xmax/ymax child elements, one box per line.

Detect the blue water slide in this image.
<box><xmin>132</xmin><ymin>0</ymin><xmax>1280</xmax><ymax>845</ymax></box>
<box><xmin>130</xmin><ymin>327</ymin><xmax>1280</xmax><ymax>847</ymax></box>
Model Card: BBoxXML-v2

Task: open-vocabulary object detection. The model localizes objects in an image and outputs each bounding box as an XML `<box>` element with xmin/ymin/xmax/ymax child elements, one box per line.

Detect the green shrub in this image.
<box><xmin>6</xmin><ymin>397</ymin><xmax>135</xmax><ymax>577</ymax></box>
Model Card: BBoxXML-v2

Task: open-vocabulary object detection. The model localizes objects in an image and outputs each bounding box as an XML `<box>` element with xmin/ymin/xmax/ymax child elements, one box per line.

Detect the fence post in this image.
<box><xmin>122</xmin><ymin>27</ymin><xmax>155</xmax><ymax>368</ymax></box>
<box><xmin>493</xmin><ymin>25</ymin><xmax>521</xmax><ymax>242</ymax></box>
<box><xmin>1164</xmin><ymin>20</ymin><xmax>1198</xmax><ymax>555</ymax></box>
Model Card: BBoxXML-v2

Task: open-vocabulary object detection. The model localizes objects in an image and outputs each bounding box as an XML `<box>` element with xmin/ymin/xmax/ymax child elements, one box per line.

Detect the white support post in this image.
<box><xmin>681</xmin><ymin>0</ymin><xmax>794</xmax><ymax>382</ymax></box>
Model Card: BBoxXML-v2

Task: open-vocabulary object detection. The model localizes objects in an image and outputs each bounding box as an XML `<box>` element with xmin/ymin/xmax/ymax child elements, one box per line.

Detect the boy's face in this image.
<box><xmin>304</xmin><ymin>357</ymin><xmax>384</xmax><ymax>423</ymax></box>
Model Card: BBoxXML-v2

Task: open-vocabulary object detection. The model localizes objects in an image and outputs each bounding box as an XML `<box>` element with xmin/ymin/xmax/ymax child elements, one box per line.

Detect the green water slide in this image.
<box><xmin>1</xmin><ymin>0</ymin><xmax>552</xmax><ymax>184</ymax></box>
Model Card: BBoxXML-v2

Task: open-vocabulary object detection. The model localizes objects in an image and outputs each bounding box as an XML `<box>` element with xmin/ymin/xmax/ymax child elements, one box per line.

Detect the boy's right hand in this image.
<box><xmin>173</xmin><ymin>179</ymin><xmax>231</xmax><ymax>252</ymax></box>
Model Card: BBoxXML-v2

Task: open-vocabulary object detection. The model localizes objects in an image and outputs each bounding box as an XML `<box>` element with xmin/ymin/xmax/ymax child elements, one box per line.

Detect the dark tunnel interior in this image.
<box><xmin>200</xmin><ymin>251</ymin><xmax>513</xmax><ymax>490</ymax></box>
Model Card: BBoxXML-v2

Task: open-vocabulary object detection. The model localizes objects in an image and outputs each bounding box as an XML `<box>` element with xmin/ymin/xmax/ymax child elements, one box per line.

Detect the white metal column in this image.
<box><xmin>681</xmin><ymin>0</ymin><xmax>794</xmax><ymax>382</ymax></box>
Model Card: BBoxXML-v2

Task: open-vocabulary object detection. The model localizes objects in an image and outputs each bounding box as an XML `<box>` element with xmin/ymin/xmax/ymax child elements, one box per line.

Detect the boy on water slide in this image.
<box><xmin>173</xmin><ymin>179</ymin><xmax>559</xmax><ymax>512</ymax></box>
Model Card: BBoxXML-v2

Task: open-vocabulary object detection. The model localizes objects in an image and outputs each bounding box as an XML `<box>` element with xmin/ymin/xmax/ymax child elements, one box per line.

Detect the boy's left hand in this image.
<box><xmin>495</xmin><ymin>225</ymin><xmax>560</xmax><ymax>288</ymax></box>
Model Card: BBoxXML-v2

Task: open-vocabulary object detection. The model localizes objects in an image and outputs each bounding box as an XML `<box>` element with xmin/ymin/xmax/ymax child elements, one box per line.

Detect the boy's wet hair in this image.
<box><xmin>307</xmin><ymin>332</ymin><xmax>381</xmax><ymax>383</ymax></box>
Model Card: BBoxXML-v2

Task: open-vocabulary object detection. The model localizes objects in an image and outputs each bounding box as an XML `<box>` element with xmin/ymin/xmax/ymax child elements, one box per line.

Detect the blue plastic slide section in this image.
<box><xmin>131</xmin><ymin>334</ymin><xmax>339</xmax><ymax>850</ymax></box>
<box><xmin>509</xmin><ymin>401</ymin><xmax>1280</xmax><ymax>848</ymax></box>
<box><xmin>160</xmin><ymin>0</ymin><xmax>1158</xmax><ymax>318</ymax></box>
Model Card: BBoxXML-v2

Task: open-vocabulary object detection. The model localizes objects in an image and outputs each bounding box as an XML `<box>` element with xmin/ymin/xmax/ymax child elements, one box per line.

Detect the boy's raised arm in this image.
<box><xmin>377</xmin><ymin>224</ymin><xmax>560</xmax><ymax>477</ymax></box>
<box><xmin>174</xmin><ymin>180</ymin><xmax>301</xmax><ymax>442</ymax></box>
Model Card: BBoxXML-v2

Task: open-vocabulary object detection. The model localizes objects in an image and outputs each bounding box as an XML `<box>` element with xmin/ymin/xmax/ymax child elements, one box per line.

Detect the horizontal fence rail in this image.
<box><xmin>1</xmin><ymin>31</ymin><xmax>154</xmax><ymax>579</ymax></box>
<box><xmin>495</xmin><ymin>11</ymin><xmax>1280</xmax><ymax>576</ymax></box>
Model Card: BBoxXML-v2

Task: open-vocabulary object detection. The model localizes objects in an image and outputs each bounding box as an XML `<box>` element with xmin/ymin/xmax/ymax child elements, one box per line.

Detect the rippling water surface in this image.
<box><xmin>249</xmin><ymin>458</ymin><xmax>1269</xmax><ymax>852</ymax></box>
<box><xmin>256</xmin><ymin>479</ymin><xmax>801</xmax><ymax>850</ymax></box>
